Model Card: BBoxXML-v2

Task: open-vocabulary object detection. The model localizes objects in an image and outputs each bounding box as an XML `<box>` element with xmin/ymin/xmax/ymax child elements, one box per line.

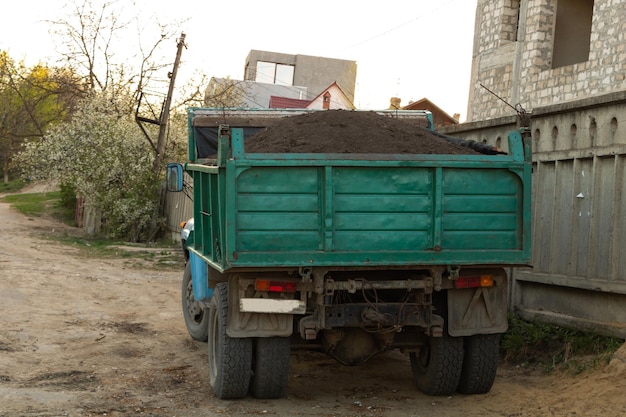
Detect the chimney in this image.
<box><xmin>323</xmin><ymin>91</ymin><xmax>331</xmax><ymax>109</ymax></box>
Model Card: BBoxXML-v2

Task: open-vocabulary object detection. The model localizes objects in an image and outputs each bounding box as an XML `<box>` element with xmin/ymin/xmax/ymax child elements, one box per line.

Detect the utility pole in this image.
<box><xmin>152</xmin><ymin>32</ymin><xmax>186</xmax><ymax>174</ymax></box>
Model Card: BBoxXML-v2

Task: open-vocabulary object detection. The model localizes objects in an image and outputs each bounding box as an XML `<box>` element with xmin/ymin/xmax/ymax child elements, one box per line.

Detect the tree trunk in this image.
<box><xmin>3</xmin><ymin>155</ymin><xmax>8</xmax><ymax>184</ymax></box>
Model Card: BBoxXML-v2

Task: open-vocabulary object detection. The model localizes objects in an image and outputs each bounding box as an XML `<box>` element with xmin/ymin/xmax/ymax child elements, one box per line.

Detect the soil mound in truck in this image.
<box><xmin>244</xmin><ymin>109</ymin><xmax>481</xmax><ymax>155</ymax></box>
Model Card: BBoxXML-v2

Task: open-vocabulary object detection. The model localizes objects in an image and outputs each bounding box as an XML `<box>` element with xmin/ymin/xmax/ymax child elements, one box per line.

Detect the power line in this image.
<box><xmin>338</xmin><ymin>0</ymin><xmax>460</xmax><ymax>53</ymax></box>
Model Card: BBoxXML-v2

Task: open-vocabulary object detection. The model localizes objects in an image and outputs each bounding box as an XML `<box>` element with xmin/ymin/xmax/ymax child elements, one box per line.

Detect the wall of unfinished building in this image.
<box><xmin>467</xmin><ymin>0</ymin><xmax>626</xmax><ymax>122</ymax></box>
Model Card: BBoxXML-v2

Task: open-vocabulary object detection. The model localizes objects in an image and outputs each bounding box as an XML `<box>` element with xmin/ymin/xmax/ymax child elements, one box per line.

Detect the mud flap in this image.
<box><xmin>226</xmin><ymin>277</ymin><xmax>294</xmax><ymax>338</ymax></box>
<box><xmin>447</xmin><ymin>274</ymin><xmax>508</xmax><ymax>337</ymax></box>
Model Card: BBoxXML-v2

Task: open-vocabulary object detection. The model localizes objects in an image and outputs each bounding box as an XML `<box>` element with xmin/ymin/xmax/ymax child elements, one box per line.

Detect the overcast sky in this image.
<box><xmin>1</xmin><ymin>0</ymin><xmax>477</xmax><ymax>121</ymax></box>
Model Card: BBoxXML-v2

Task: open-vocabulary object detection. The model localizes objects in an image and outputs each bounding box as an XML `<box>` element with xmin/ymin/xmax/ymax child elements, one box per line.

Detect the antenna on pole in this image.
<box><xmin>479</xmin><ymin>82</ymin><xmax>530</xmax><ymax>128</ymax></box>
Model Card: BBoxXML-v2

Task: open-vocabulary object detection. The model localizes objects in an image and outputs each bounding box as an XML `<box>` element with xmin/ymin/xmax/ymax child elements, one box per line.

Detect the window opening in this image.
<box><xmin>552</xmin><ymin>0</ymin><xmax>594</xmax><ymax>68</ymax></box>
<box><xmin>254</xmin><ymin>61</ymin><xmax>295</xmax><ymax>86</ymax></box>
<box><xmin>502</xmin><ymin>0</ymin><xmax>521</xmax><ymax>42</ymax></box>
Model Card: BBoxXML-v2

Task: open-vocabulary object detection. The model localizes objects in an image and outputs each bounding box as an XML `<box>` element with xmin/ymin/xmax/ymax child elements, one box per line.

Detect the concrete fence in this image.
<box><xmin>442</xmin><ymin>91</ymin><xmax>626</xmax><ymax>338</ymax></box>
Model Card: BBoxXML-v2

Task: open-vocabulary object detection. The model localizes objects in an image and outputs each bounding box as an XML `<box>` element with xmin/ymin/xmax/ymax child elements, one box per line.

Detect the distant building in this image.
<box><xmin>386</xmin><ymin>97</ymin><xmax>458</xmax><ymax>129</ymax></box>
<box><xmin>244</xmin><ymin>50</ymin><xmax>357</xmax><ymax>104</ymax></box>
<box><xmin>401</xmin><ymin>97</ymin><xmax>459</xmax><ymax>129</ymax></box>
<box><xmin>206</xmin><ymin>78</ymin><xmax>309</xmax><ymax>109</ymax></box>
<box><xmin>205</xmin><ymin>50</ymin><xmax>358</xmax><ymax>110</ymax></box>
<box><xmin>270</xmin><ymin>82</ymin><xmax>355</xmax><ymax>110</ymax></box>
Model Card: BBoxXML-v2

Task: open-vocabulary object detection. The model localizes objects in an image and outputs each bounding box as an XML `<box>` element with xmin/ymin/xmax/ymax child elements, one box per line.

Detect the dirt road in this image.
<box><xmin>1</xmin><ymin>189</ymin><xmax>626</xmax><ymax>417</ymax></box>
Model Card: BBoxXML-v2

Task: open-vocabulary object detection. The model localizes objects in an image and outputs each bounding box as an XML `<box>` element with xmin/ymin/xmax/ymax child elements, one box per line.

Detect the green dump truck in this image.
<box><xmin>167</xmin><ymin>108</ymin><xmax>532</xmax><ymax>400</ymax></box>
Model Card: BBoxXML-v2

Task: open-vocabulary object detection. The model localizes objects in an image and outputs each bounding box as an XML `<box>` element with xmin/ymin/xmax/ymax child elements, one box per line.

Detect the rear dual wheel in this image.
<box><xmin>457</xmin><ymin>334</ymin><xmax>500</xmax><ymax>394</ymax></box>
<box><xmin>410</xmin><ymin>332</ymin><xmax>464</xmax><ymax>396</ymax></box>
<box><xmin>410</xmin><ymin>332</ymin><xmax>501</xmax><ymax>396</ymax></box>
<box><xmin>208</xmin><ymin>282</ymin><xmax>252</xmax><ymax>399</ymax></box>
<box><xmin>250</xmin><ymin>336</ymin><xmax>291</xmax><ymax>399</ymax></box>
<box><xmin>207</xmin><ymin>282</ymin><xmax>291</xmax><ymax>399</ymax></box>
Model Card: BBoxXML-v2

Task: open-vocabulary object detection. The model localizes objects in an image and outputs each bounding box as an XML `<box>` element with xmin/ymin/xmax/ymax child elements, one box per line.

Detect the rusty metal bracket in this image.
<box><xmin>447</xmin><ymin>265</ymin><xmax>461</xmax><ymax>280</ymax></box>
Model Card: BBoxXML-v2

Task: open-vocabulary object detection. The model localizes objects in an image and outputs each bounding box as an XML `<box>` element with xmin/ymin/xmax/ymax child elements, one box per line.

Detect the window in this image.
<box><xmin>552</xmin><ymin>0</ymin><xmax>594</xmax><ymax>69</ymax></box>
<box><xmin>512</xmin><ymin>0</ymin><xmax>521</xmax><ymax>41</ymax></box>
<box><xmin>254</xmin><ymin>61</ymin><xmax>295</xmax><ymax>86</ymax></box>
<box><xmin>501</xmin><ymin>0</ymin><xmax>521</xmax><ymax>42</ymax></box>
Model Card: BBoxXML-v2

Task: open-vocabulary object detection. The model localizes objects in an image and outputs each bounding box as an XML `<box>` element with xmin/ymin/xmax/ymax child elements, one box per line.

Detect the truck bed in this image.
<box><xmin>186</xmin><ymin>126</ymin><xmax>531</xmax><ymax>271</ymax></box>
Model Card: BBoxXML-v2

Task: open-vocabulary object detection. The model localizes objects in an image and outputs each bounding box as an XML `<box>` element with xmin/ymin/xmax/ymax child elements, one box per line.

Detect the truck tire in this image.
<box><xmin>250</xmin><ymin>337</ymin><xmax>291</xmax><ymax>399</ymax></box>
<box><xmin>410</xmin><ymin>333</ymin><xmax>464</xmax><ymax>396</ymax></box>
<box><xmin>208</xmin><ymin>282</ymin><xmax>252</xmax><ymax>399</ymax></box>
<box><xmin>181</xmin><ymin>262</ymin><xmax>208</xmax><ymax>342</ymax></box>
<box><xmin>457</xmin><ymin>334</ymin><xmax>500</xmax><ymax>394</ymax></box>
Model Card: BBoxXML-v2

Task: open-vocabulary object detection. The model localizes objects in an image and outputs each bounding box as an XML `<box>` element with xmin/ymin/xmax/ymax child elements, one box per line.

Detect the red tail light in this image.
<box><xmin>454</xmin><ymin>275</ymin><xmax>494</xmax><ymax>289</ymax></box>
<box><xmin>255</xmin><ymin>279</ymin><xmax>297</xmax><ymax>293</ymax></box>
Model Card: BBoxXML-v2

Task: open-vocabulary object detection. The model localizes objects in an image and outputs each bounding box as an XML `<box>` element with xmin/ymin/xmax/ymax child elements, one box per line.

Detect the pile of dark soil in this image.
<box><xmin>244</xmin><ymin>110</ymin><xmax>481</xmax><ymax>155</ymax></box>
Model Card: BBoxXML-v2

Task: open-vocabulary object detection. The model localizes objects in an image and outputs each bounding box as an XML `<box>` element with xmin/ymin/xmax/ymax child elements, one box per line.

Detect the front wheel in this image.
<box><xmin>208</xmin><ymin>282</ymin><xmax>252</xmax><ymax>399</ymax></box>
<box><xmin>457</xmin><ymin>334</ymin><xmax>501</xmax><ymax>394</ymax></box>
<box><xmin>181</xmin><ymin>262</ymin><xmax>208</xmax><ymax>341</ymax></box>
<box><xmin>410</xmin><ymin>333</ymin><xmax>464</xmax><ymax>396</ymax></box>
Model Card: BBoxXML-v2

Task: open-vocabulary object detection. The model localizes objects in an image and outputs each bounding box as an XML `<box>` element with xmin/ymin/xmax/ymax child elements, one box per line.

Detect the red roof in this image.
<box><xmin>269</xmin><ymin>96</ymin><xmax>311</xmax><ymax>109</ymax></box>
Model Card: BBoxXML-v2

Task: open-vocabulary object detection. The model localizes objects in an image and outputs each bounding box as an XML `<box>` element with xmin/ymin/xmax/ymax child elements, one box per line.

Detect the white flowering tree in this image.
<box><xmin>12</xmin><ymin>0</ymin><xmax>196</xmax><ymax>241</ymax></box>
<box><xmin>17</xmin><ymin>92</ymin><xmax>165</xmax><ymax>242</ymax></box>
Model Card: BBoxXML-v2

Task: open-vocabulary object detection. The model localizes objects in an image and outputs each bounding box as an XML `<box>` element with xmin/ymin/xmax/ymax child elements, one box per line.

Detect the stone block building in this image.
<box><xmin>467</xmin><ymin>0</ymin><xmax>626</xmax><ymax>122</ymax></box>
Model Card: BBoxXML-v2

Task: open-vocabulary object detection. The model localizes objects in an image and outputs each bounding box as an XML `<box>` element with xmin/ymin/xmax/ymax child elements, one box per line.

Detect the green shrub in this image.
<box><xmin>501</xmin><ymin>313</ymin><xmax>624</xmax><ymax>373</ymax></box>
<box><xmin>58</xmin><ymin>182</ymin><xmax>77</xmax><ymax>210</ymax></box>
<box><xmin>0</xmin><ymin>178</ymin><xmax>26</xmax><ymax>194</ymax></box>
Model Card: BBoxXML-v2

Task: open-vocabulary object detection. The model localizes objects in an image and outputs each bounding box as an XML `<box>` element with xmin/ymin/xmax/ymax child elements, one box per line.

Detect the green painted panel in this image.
<box><xmin>334</xmin><ymin>167</ymin><xmax>433</xmax><ymax>194</ymax></box>
<box><xmin>237</xmin><ymin>231</ymin><xmax>320</xmax><ymax>251</ymax></box>
<box><xmin>334</xmin><ymin>213</ymin><xmax>431</xmax><ymax>231</ymax></box>
<box><xmin>236</xmin><ymin>194</ymin><xmax>318</xmax><ymax>212</ymax></box>
<box><xmin>443</xmin><ymin>169</ymin><xmax>520</xmax><ymax>195</ymax></box>
<box><xmin>443</xmin><ymin>213</ymin><xmax>518</xmax><ymax>231</ymax></box>
<box><xmin>442</xmin><ymin>231</ymin><xmax>517</xmax><ymax>249</ymax></box>
<box><xmin>334</xmin><ymin>231</ymin><xmax>431</xmax><ymax>251</ymax></box>
<box><xmin>237</xmin><ymin>166</ymin><xmax>319</xmax><ymax>193</ymax></box>
<box><xmin>194</xmin><ymin>171</ymin><xmax>210</xmax><ymax>255</ymax></box>
<box><xmin>445</xmin><ymin>195</ymin><xmax>519</xmax><ymax>213</ymax></box>
<box><xmin>237</xmin><ymin>212</ymin><xmax>319</xmax><ymax>231</ymax></box>
<box><xmin>330</xmin><ymin>166</ymin><xmax>434</xmax><ymax>252</ymax></box>
<box><xmin>335</xmin><ymin>194</ymin><xmax>432</xmax><ymax>212</ymax></box>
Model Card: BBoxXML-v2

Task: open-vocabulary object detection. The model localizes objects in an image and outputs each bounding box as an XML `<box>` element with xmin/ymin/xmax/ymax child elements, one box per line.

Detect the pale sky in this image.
<box><xmin>1</xmin><ymin>0</ymin><xmax>477</xmax><ymax>121</ymax></box>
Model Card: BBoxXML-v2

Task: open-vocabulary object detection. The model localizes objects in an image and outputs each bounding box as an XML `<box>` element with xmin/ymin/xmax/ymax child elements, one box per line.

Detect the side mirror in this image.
<box><xmin>166</xmin><ymin>163</ymin><xmax>184</xmax><ymax>192</ymax></box>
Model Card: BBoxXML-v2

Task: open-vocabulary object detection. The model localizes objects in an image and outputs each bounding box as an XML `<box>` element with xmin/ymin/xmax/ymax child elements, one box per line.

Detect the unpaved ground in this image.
<box><xmin>1</xmin><ymin>186</ymin><xmax>626</xmax><ymax>417</ymax></box>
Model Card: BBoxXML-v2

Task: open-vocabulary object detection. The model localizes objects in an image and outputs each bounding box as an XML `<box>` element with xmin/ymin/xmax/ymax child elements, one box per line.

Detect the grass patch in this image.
<box><xmin>1</xmin><ymin>191</ymin><xmax>74</xmax><ymax>223</ymax></box>
<box><xmin>501</xmin><ymin>313</ymin><xmax>624</xmax><ymax>374</ymax></box>
<box><xmin>46</xmin><ymin>233</ymin><xmax>183</xmax><ymax>270</ymax></box>
<box><xmin>0</xmin><ymin>178</ymin><xmax>26</xmax><ymax>194</ymax></box>
<box><xmin>2</xmin><ymin>190</ymin><xmax>183</xmax><ymax>270</ymax></box>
